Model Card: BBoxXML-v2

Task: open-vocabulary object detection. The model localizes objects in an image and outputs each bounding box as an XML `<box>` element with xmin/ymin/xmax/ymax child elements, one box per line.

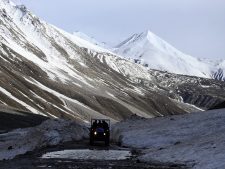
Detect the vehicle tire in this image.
<box><xmin>90</xmin><ymin>136</ymin><xmax>94</xmax><ymax>146</ymax></box>
<box><xmin>105</xmin><ymin>138</ymin><xmax>109</xmax><ymax>146</ymax></box>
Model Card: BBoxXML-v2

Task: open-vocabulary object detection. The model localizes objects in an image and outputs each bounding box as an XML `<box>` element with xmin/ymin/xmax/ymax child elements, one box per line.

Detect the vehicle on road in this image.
<box><xmin>90</xmin><ymin>119</ymin><xmax>110</xmax><ymax>146</ymax></box>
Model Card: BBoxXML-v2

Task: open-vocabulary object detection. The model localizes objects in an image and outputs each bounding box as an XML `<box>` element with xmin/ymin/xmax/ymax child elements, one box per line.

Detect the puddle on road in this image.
<box><xmin>41</xmin><ymin>149</ymin><xmax>131</xmax><ymax>160</ymax></box>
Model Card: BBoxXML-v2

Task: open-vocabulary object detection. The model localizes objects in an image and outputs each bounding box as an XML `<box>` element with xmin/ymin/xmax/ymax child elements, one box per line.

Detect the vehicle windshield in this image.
<box><xmin>91</xmin><ymin>119</ymin><xmax>110</xmax><ymax>130</ymax></box>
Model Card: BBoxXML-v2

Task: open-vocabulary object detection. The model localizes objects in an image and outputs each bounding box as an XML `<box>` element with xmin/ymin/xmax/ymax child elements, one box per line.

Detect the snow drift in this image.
<box><xmin>112</xmin><ymin>109</ymin><xmax>225</xmax><ymax>169</ymax></box>
<box><xmin>0</xmin><ymin>119</ymin><xmax>89</xmax><ymax>160</ymax></box>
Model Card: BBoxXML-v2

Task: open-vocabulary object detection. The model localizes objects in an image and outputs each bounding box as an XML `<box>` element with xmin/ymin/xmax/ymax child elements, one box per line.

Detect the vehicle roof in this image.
<box><xmin>91</xmin><ymin>119</ymin><xmax>110</xmax><ymax>121</ymax></box>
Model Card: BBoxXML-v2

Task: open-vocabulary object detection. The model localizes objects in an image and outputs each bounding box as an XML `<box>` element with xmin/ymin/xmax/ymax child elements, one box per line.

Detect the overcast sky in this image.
<box><xmin>12</xmin><ymin>0</ymin><xmax>225</xmax><ymax>59</ymax></box>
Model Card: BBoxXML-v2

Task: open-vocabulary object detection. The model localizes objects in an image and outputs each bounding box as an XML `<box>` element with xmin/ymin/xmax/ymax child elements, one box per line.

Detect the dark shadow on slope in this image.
<box><xmin>209</xmin><ymin>101</ymin><xmax>225</xmax><ymax>110</ymax></box>
<box><xmin>0</xmin><ymin>105</ymin><xmax>48</xmax><ymax>132</ymax></box>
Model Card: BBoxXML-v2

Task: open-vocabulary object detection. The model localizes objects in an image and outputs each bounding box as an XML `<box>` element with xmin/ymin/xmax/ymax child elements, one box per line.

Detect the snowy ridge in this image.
<box><xmin>73</xmin><ymin>31</ymin><xmax>110</xmax><ymax>50</ymax></box>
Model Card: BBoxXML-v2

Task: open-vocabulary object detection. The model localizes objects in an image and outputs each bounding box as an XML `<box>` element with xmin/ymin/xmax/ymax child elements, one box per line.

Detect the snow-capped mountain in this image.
<box><xmin>0</xmin><ymin>0</ymin><xmax>224</xmax><ymax>122</ymax></box>
<box><xmin>114</xmin><ymin>30</ymin><xmax>225</xmax><ymax>80</ymax></box>
<box><xmin>0</xmin><ymin>0</ymin><xmax>183</xmax><ymax>120</ymax></box>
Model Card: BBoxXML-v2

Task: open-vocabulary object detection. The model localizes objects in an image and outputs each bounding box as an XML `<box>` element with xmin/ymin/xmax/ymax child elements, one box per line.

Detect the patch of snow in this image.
<box><xmin>78</xmin><ymin>62</ymin><xmax>88</xmax><ymax>68</ymax></box>
<box><xmin>72</xmin><ymin>82</ymin><xmax>82</xmax><ymax>88</ymax></box>
<box><xmin>30</xmin><ymin>91</ymin><xmax>48</xmax><ymax>103</ymax></box>
<box><xmin>200</xmin><ymin>85</ymin><xmax>211</xmax><ymax>88</ymax></box>
<box><xmin>183</xmin><ymin>103</ymin><xmax>204</xmax><ymax>112</ymax></box>
<box><xmin>105</xmin><ymin>91</ymin><xmax>116</xmax><ymax>98</ymax></box>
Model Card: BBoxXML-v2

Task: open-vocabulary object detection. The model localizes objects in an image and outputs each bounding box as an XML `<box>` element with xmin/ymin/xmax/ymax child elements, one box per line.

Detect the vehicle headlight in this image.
<box><xmin>104</xmin><ymin>133</ymin><xmax>106</xmax><ymax>136</ymax></box>
<box><xmin>94</xmin><ymin>131</ymin><xmax>97</xmax><ymax>135</ymax></box>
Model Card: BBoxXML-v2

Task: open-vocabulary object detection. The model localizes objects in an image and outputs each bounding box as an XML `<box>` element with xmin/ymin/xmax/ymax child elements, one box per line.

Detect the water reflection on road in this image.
<box><xmin>41</xmin><ymin>149</ymin><xmax>131</xmax><ymax>160</ymax></box>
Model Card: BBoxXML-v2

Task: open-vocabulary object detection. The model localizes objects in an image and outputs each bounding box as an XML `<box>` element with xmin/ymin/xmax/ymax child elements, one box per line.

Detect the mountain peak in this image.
<box><xmin>116</xmin><ymin>30</ymin><xmax>162</xmax><ymax>49</ymax></box>
<box><xmin>136</xmin><ymin>30</ymin><xmax>158</xmax><ymax>40</ymax></box>
<box><xmin>114</xmin><ymin>30</ymin><xmax>212</xmax><ymax>78</ymax></box>
<box><xmin>0</xmin><ymin>0</ymin><xmax>33</xmax><ymax>20</ymax></box>
<box><xmin>143</xmin><ymin>29</ymin><xmax>154</xmax><ymax>37</ymax></box>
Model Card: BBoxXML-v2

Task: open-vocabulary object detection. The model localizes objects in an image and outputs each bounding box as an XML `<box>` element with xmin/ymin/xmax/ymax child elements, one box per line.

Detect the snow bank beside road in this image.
<box><xmin>0</xmin><ymin>119</ymin><xmax>89</xmax><ymax>160</ymax></box>
<box><xmin>112</xmin><ymin>109</ymin><xmax>225</xmax><ymax>169</ymax></box>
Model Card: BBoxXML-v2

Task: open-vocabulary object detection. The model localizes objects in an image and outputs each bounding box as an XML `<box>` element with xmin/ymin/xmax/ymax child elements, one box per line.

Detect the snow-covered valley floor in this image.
<box><xmin>1</xmin><ymin>109</ymin><xmax>225</xmax><ymax>169</ymax></box>
<box><xmin>112</xmin><ymin>109</ymin><xmax>225</xmax><ymax>169</ymax></box>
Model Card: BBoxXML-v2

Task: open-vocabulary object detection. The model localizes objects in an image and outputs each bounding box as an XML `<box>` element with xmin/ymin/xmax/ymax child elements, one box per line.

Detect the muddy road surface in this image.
<box><xmin>0</xmin><ymin>141</ymin><xmax>187</xmax><ymax>169</ymax></box>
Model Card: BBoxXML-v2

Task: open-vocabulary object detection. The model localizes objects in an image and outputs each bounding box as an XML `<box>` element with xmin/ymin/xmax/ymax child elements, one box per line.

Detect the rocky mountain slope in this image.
<box><xmin>0</xmin><ymin>0</ymin><xmax>225</xmax><ymax>122</ymax></box>
<box><xmin>212</xmin><ymin>61</ymin><xmax>225</xmax><ymax>81</ymax></box>
<box><xmin>114</xmin><ymin>31</ymin><xmax>225</xmax><ymax>81</ymax></box>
